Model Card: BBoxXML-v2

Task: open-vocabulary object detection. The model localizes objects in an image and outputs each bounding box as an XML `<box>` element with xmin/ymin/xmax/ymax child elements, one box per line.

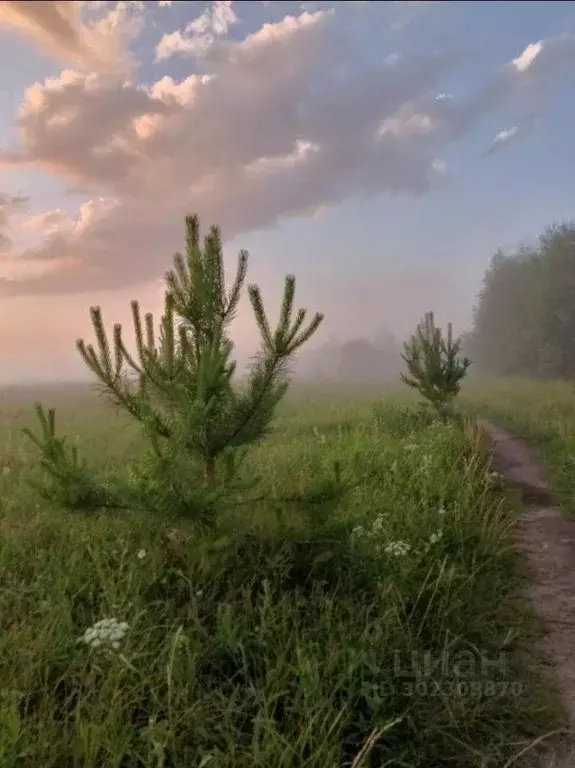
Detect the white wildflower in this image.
<box><xmin>384</xmin><ymin>540</ymin><xmax>411</xmax><ymax>557</ymax></box>
<box><xmin>137</xmin><ymin>549</ymin><xmax>147</xmax><ymax>560</ymax></box>
<box><xmin>1</xmin><ymin>466</ymin><xmax>10</xmax><ymax>476</ymax></box>
<box><xmin>351</xmin><ymin>525</ymin><xmax>368</xmax><ymax>541</ymax></box>
<box><xmin>429</xmin><ymin>530</ymin><xmax>443</xmax><ymax>545</ymax></box>
<box><xmin>438</xmin><ymin>507</ymin><xmax>446</xmax><ymax>516</ymax></box>
<box><xmin>371</xmin><ymin>514</ymin><xmax>387</xmax><ymax>535</ymax></box>
<box><xmin>82</xmin><ymin>618</ymin><xmax>129</xmax><ymax>650</ymax></box>
<box><xmin>312</xmin><ymin>426</ymin><xmax>327</xmax><ymax>444</ymax></box>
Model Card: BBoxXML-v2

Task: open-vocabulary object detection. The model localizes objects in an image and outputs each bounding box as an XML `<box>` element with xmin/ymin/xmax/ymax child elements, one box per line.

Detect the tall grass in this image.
<box><xmin>0</xmin><ymin>384</ymin><xmax>562</xmax><ymax>766</ymax></box>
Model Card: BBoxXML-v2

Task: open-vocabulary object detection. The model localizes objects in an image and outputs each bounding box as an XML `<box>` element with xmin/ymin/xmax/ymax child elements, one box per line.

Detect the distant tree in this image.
<box><xmin>538</xmin><ymin>223</ymin><xmax>575</xmax><ymax>379</ymax></box>
<box><xmin>374</xmin><ymin>328</ymin><xmax>403</xmax><ymax>379</ymax></box>
<box><xmin>469</xmin><ymin>221</ymin><xmax>575</xmax><ymax>380</ymax></box>
<box><xmin>470</xmin><ymin>247</ymin><xmax>545</xmax><ymax>377</ymax></box>
<box><xmin>338</xmin><ymin>338</ymin><xmax>378</xmax><ymax>381</ymax></box>
<box><xmin>401</xmin><ymin>311</ymin><xmax>471</xmax><ymax>418</ymax></box>
<box><xmin>296</xmin><ymin>329</ymin><xmax>402</xmax><ymax>383</ymax></box>
<box><xmin>336</xmin><ymin>333</ymin><xmax>403</xmax><ymax>384</ymax></box>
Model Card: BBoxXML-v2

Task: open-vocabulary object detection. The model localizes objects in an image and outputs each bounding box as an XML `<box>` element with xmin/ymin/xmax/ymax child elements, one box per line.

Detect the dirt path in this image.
<box><xmin>479</xmin><ymin>420</ymin><xmax>575</xmax><ymax>767</ymax></box>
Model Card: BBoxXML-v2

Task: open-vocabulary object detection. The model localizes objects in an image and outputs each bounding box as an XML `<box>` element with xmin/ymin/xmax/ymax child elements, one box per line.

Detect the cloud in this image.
<box><xmin>388</xmin><ymin>0</ymin><xmax>444</xmax><ymax>31</ymax></box>
<box><xmin>156</xmin><ymin>0</ymin><xmax>238</xmax><ymax>61</ymax></box>
<box><xmin>482</xmin><ymin>112</ymin><xmax>539</xmax><ymax>158</ymax></box>
<box><xmin>0</xmin><ymin>0</ymin><xmax>145</xmax><ymax>73</ymax></box>
<box><xmin>0</xmin><ymin>192</ymin><xmax>29</xmax><ymax>253</ymax></box>
<box><xmin>23</xmin><ymin>208</ymin><xmax>72</xmax><ymax>235</ymax></box>
<box><xmin>512</xmin><ymin>40</ymin><xmax>542</xmax><ymax>73</ymax></box>
<box><xmin>0</xmin><ymin>68</ymin><xmax>174</xmax><ymax>185</ymax></box>
<box><xmin>493</xmin><ymin>126</ymin><xmax>519</xmax><ymax>145</ymax></box>
<box><xmin>0</xmin><ymin>192</ymin><xmax>28</xmax><ymax>227</ymax></box>
<box><xmin>1</xmin><ymin>11</ymin><xmax>575</xmax><ymax>299</ymax></box>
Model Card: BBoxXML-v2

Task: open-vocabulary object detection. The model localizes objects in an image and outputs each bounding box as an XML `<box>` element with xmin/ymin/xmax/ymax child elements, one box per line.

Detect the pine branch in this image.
<box><xmin>248</xmin><ymin>284</ymin><xmax>274</xmax><ymax>353</ymax></box>
<box><xmin>225</xmin><ymin>250</ymin><xmax>248</xmax><ymax>322</ymax></box>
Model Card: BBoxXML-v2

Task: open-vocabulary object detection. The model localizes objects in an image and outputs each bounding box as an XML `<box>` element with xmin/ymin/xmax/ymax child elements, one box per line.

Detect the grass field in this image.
<box><xmin>0</xmin><ymin>381</ymin><xmax>563</xmax><ymax>766</ymax></box>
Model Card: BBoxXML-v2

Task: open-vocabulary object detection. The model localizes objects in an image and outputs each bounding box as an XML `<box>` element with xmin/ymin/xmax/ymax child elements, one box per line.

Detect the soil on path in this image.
<box><xmin>479</xmin><ymin>420</ymin><xmax>575</xmax><ymax>767</ymax></box>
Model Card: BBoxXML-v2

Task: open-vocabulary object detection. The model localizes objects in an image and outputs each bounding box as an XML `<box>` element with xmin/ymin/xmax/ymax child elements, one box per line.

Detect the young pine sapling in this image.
<box><xmin>401</xmin><ymin>311</ymin><xmax>471</xmax><ymax>418</ymax></box>
<box><xmin>74</xmin><ymin>214</ymin><xmax>324</xmax><ymax>488</ymax></box>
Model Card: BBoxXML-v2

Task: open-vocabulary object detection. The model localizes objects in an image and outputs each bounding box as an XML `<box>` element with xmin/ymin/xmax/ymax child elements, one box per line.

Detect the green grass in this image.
<box><xmin>462</xmin><ymin>377</ymin><xmax>575</xmax><ymax>516</ymax></box>
<box><xmin>0</xmin><ymin>382</ymin><xmax>563</xmax><ymax>766</ymax></box>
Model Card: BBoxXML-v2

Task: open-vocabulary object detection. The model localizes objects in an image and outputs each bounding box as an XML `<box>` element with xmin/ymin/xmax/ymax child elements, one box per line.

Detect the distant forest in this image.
<box><xmin>296</xmin><ymin>220</ymin><xmax>575</xmax><ymax>384</ymax></box>
<box><xmin>295</xmin><ymin>329</ymin><xmax>404</xmax><ymax>383</ymax></box>
<box><xmin>465</xmin><ymin>221</ymin><xmax>575</xmax><ymax>380</ymax></box>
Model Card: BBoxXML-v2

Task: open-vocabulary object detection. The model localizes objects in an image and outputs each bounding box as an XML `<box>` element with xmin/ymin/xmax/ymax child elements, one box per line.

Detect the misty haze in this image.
<box><xmin>1</xmin><ymin>2</ymin><xmax>575</xmax><ymax>766</ymax></box>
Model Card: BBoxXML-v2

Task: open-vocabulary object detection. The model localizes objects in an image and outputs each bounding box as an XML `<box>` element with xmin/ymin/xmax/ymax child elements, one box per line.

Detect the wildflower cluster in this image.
<box><xmin>351</xmin><ymin>507</ymin><xmax>447</xmax><ymax>558</ymax></box>
<box><xmin>429</xmin><ymin>530</ymin><xmax>443</xmax><ymax>545</ymax></box>
<box><xmin>351</xmin><ymin>514</ymin><xmax>412</xmax><ymax>558</ymax></box>
<box><xmin>82</xmin><ymin>618</ymin><xmax>129</xmax><ymax>650</ymax></box>
<box><xmin>384</xmin><ymin>540</ymin><xmax>411</xmax><ymax>557</ymax></box>
<box><xmin>426</xmin><ymin>506</ymin><xmax>446</xmax><ymax>548</ymax></box>
<box><xmin>351</xmin><ymin>513</ymin><xmax>388</xmax><ymax>546</ymax></box>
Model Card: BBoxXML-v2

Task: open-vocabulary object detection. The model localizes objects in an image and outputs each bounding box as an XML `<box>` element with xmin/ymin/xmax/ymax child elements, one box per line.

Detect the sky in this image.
<box><xmin>1</xmin><ymin>0</ymin><xmax>575</xmax><ymax>383</ymax></box>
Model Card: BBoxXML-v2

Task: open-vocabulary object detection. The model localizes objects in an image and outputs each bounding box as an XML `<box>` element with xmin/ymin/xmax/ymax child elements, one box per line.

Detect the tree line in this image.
<box><xmin>466</xmin><ymin>221</ymin><xmax>575</xmax><ymax>380</ymax></box>
<box><xmin>295</xmin><ymin>330</ymin><xmax>403</xmax><ymax>383</ymax></box>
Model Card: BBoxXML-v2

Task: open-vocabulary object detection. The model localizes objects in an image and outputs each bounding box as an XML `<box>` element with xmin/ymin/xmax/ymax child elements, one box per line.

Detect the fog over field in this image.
<box><xmin>2</xmin><ymin>1</ymin><xmax>575</xmax><ymax>385</ymax></box>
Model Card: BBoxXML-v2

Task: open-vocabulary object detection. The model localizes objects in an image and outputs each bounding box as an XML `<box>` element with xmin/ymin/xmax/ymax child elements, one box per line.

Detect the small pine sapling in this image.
<box><xmin>73</xmin><ymin>213</ymin><xmax>324</xmax><ymax>498</ymax></box>
<box><xmin>401</xmin><ymin>311</ymin><xmax>471</xmax><ymax>418</ymax></box>
<box><xmin>23</xmin><ymin>404</ymin><xmax>117</xmax><ymax>510</ymax></box>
